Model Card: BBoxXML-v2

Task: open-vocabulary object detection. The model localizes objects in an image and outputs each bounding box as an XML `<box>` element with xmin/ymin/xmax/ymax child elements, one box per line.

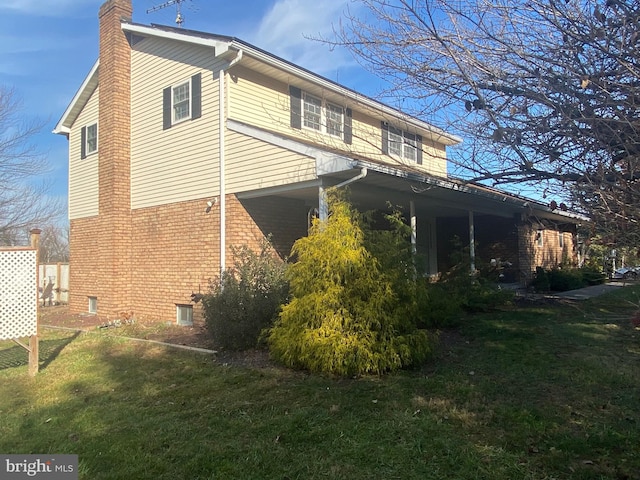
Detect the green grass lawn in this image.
<box><xmin>1</xmin><ymin>287</ymin><xmax>639</xmax><ymax>480</ymax></box>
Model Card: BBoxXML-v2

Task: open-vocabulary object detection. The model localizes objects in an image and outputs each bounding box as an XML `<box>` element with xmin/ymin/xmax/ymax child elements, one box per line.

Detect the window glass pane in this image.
<box><xmin>303</xmin><ymin>93</ymin><xmax>321</xmax><ymax>130</ymax></box>
<box><xmin>173</xmin><ymin>81</ymin><xmax>190</xmax><ymax>122</ymax></box>
<box><xmin>388</xmin><ymin>128</ymin><xmax>403</xmax><ymax>156</ymax></box>
<box><xmin>86</xmin><ymin>123</ymin><xmax>98</xmax><ymax>154</ymax></box>
<box><xmin>326</xmin><ymin>103</ymin><xmax>343</xmax><ymax>137</ymax></box>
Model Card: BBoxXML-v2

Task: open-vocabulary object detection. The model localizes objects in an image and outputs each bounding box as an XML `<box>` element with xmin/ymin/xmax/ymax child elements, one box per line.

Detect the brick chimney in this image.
<box><xmin>97</xmin><ymin>0</ymin><xmax>133</xmax><ymax>315</ymax></box>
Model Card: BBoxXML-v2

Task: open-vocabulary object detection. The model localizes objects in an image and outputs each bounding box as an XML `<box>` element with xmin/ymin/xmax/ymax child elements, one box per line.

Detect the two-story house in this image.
<box><xmin>54</xmin><ymin>0</ymin><xmax>585</xmax><ymax>323</ymax></box>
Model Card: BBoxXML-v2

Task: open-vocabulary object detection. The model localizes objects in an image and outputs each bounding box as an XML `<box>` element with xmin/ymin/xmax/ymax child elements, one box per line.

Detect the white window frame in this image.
<box><xmin>387</xmin><ymin>126</ymin><xmax>417</xmax><ymax>162</ymax></box>
<box><xmin>302</xmin><ymin>92</ymin><xmax>344</xmax><ymax>139</ymax></box>
<box><xmin>176</xmin><ymin>304</ymin><xmax>193</xmax><ymax>326</ymax></box>
<box><xmin>558</xmin><ymin>231</ymin><xmax>564</xmax><ymax>248</ymax></box>
<box><xmin>536</xmin><ymin>229</ymin><xmax>544</xmax><ymax>247</ymax></box>
<box><xmin>172</xmin><ymin>79</ymin><xmax>191</xmax><ymax>124</ymax></box>
<box><xmin>86</xmin><ymin>122</ymin><xmax>98</xmax><ymax>155</ymax></box>
<box><xmin>88</xmin><ymin>296</ymin><xmax>97</xmax><ymax>314</ymax></box>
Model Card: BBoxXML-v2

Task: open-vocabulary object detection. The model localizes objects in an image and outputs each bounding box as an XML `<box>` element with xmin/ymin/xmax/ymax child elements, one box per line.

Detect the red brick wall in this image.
<box><xmin>69</xmin><ymin>0</ymin><xmax>134</xmax><ymax>317</ymax></box>
<box><xmin>519</xmin><ymin>223</ymin><xmax>578</xmax><ymax>282</ymax></box>
<box><xmin>70</xmin><ymin>193</ymin><xmax>308</xmax><ymax>322</ymax></box>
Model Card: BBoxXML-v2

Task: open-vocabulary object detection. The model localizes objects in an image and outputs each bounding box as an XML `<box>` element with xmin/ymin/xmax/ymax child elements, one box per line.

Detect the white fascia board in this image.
<box><xmin>53</xmin><ymin>60</ymin><xmax>99</xmax><ymax>135</ymax></box>
<box><xmin>230</xmin><ymin>40</ymin><xmax>462</xmax><ymax>147</ymax></box>
<box><xmin>121</xmin><ymin>23</ymin><xmax>230</xmax><ymax>56</ymax></box>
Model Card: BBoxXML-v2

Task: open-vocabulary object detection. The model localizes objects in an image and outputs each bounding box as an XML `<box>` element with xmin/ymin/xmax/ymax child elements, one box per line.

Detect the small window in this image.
<box><xmin>163</xmin><ymin>73</ymin><xmax>201</xmax><ymax>130</ymax></box>
<box><xmin>86</xmin><ymin>123</ymin><xmax>98</xmax><ymax>155</ymax></box>
<box><xmin>88</xmin><ymin>296</ymin><xmax>97</xmax><ymax>314</ymax></box>
<box><xmin>176</xmin><ymin>304</ymin><xmax>193</xmax><ymax>326</ymax></box>
<box><xmin>558</xmin><ymin>231</ymin><xmax>564</xmax><ymax>248</ymax></box>
<box><xmin>536</xmin><ymin>229</ymin><xmax>544</xmax><ymax>247</ymax></box>
<box><xmin>172</xmin><ymin>80</ymin><xmax>191</xmax><ymax>123</ymax></box>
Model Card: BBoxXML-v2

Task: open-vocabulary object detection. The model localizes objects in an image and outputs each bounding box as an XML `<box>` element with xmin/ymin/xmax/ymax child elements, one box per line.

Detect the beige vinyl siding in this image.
<box><xmin>130</xmin><ymin>37</ymin><xmax>222</xmax><ymax>210</ymax></box>
<box><xmin>69</xmin><ymin>85</ymin><xmax>99</xmax><ymax>219</ymax></box>
<box><xmin>226</xmin><ymin>130</ymin><xmax>316</xmax><ymax>193</ymax></box>
<box><xmin>228</xmin><ymin>65</ymin><xmax>448</xmax><ymax>177</ymax></box>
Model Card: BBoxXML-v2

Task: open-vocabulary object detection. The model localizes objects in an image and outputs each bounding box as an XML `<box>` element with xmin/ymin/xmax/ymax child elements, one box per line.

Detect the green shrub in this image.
<box><xmin>202</xmin><ymin>240</ymin><xmax>288</xmax><ymax>351</ymax></box>
<box><xmin>581</xmin><ymin>266</ymin><xmax>606</xmax><ymax>285</ymax></box>
<box><xmin>530</xmin><ymin>266</ymin><xmax>607</xmax><ymax>292</ymax></box>
<box><xmin>417</xmin><ymin>281</ymin><xmax>464</xmax><ymax>328</ymax></box>
<box><xmin>267</xmin><ymin>190</ymin><xmax>431</xmax><ymax>376</ymax></box>
<box><xmin>531</xmin><ymin>266</ymin><xmax>551</xmax><ymax>292</ymax></box>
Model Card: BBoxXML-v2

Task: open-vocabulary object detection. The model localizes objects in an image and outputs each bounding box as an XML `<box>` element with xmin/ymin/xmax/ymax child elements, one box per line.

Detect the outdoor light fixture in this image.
<box><xmin>204</xmin><ymin>198</ymin><xmax>218</xmax><ymax>213</ymax></box>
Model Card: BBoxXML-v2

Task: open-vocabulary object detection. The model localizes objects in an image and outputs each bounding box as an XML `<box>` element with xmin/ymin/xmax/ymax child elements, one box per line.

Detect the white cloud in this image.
<box><xmin>248</xmin><ymin>0</ymin><xmax>358</xmax><ymax>77</ymax></box>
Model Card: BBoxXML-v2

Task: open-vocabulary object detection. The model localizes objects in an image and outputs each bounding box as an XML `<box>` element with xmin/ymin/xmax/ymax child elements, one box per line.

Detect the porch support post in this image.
<box><xmin>318</xmin><ymin>185</ymin><xmax>328</xmax><ymax>221</ymax></box>
<box><xmin>469</xmin><ymin>210</ymin><xmax>476</xmax><ymax>274</ymax></box>
<box><xmin>410</xmin><ymin>200</ymin><xmax>417</xmax><ymax>255</ymax></box>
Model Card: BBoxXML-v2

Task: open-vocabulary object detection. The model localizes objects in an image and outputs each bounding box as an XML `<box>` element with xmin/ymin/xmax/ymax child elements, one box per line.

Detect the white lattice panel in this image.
<box><xmin>0</xmin><ymin>250</ymin><xmax>37</xmax><ymax>340</ymax></box>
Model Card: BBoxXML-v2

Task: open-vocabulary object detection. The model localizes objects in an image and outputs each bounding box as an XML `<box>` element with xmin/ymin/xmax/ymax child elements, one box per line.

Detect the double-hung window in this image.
<box><xmin>326</xmin><ymin>103</ymin><xmax>344</xmax><ymax>137</ymax></box>
<box><xmin>81</xmin><ymin>122</ymin><xmax>98</xmax><ymax>159</ymax></box>
<box><xmin>172</xmin><ymin>80</ymin><xmax>191</xmax><ymax>123</ymax></box>
<box><xmin>290</xmin><ymin>86</ymin><xmax>352</xmax><ymax>144</ymax></box>
<box><xmin>163</xmin><ymin>73</ymin><xmax>202</xmax><ymax>130</ymax></box>
<box><xmin>302</xmin><ymin>92</ymin><xmax>344</xmax><ymax>139</ymax></box>
<box><xmin>383</xmin><ymin>124</ymin><xmax>422</xmax><ymax>164</ymax></box>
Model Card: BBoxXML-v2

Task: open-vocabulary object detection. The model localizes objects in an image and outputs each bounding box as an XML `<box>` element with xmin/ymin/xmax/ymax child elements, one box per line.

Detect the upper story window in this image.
<box><xmin>289</xmin><ymin>86</ymin><xmax>352</xmax><ymax>145</ymax></box>
<box><xmin>558</xmin><ymin>231</ymin><xmax>564</xmax><ymax>248</ymax></box>
<box><xmin>163</xmin><ymin>73</ymin><xmax>202</xmax><ymax>130</ymax></box>
<box><xmin>326</xmin><ymin>103</ymin><xmax>344</xmax><ymax>137</ymax></box>
<box><xmin>384</xmin><ymin>124</ymin><xmax>421</xmax><ymax>163</ymax></box>
<box><xmin>301</xmin><ymin>92</ymin><xmax>345</xmax><ymax>139</ymax></box>
<box><xmin>536</xmin><ymin>229</ymin><xmax>544</xmax><ymax>247</ymax></box>
<box><xmin>172</xmin><ymin>80</ymin><xmax>191</xmax><ymax>123</ymax></box>
<box><xmin>81</xmin><ymin>122</ymin><xmax>98</xmax><ymax>159</ymax></box>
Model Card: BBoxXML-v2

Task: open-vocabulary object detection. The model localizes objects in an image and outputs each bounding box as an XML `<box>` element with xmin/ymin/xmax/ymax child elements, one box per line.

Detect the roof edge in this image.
<box><xmin>53</xmin><ymin>60</ymin><xmax>99</xmax><ymax>135</ymax></box>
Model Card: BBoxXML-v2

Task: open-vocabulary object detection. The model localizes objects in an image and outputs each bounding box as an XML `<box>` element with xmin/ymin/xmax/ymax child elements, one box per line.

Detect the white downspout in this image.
<box><xmin>318</xmin><ymin>167</ymin><xmax>368</xmax><ymax>221</ymax></box>
<box><xmin>219</xmin><ymin>50</ymin><xmax>243</xmax><ymax>276</ymax></box>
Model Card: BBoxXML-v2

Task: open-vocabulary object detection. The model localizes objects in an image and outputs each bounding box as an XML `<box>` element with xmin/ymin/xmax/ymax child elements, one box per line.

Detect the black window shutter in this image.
<box><xmin>191</xmin><ymin>73</ymin><xmax>201</xmax><ymax>120</ymax></box>
<box><xmin>416</xmin><ymin>134</ymin><xmax>423</xmax><ymax>165</ymax></box>
<box><xmin>289</xmin><ymin>86</ymin><xmax>302</xmax><ymax>129</ymax></box>
<box><xmin>163</xmin><ymin>87</ymin><xmax>172</xmax><ymax>130</ymax></box>
<box><xmin>80</xmin><ymin>126</ymin><xmax>86</xmax><ymax>159</ymax></box>
<box><xmin>344</xmin><ymin>108</ymin><xmax>352</xmax><ymax>145</ymax></box>
<box><xmin>381</xmin><ymin>121</ymin><xmax>389</xmax><ymax>154</ymax></box>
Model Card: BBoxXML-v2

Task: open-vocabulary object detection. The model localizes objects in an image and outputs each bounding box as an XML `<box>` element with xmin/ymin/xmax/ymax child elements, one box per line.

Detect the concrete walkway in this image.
<box><xmin>546</xmin><ymin>281</ymin><xmax>633</xmax><ymax>300</ymax></box>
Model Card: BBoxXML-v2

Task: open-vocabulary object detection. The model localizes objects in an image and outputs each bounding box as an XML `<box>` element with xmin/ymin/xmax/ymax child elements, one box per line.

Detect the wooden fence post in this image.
<box><xmin>29</xmin><ymin>229</ymin><xmax>41</xmax><ymax>376</ymax></box>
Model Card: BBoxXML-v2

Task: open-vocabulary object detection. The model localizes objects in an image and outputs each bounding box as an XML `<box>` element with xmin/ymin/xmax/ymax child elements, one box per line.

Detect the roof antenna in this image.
<box><xmin>146</xmin><ymin>0</ymin><xmax>191</xmax><ymax>27</ymax></box>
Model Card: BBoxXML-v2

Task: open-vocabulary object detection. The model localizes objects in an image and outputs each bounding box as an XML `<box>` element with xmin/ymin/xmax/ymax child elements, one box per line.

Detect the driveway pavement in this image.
<box><xmin>550</xmin><ymin>281</ymin><xmax>633</xmax><ymax>300</ymax></box>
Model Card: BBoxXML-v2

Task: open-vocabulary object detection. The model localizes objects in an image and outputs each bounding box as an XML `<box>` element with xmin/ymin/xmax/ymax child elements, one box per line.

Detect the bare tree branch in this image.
<box><xmin>330</xmin><ymin>0</ymin><xmax>640</xmax><ymax>244</ymax></box>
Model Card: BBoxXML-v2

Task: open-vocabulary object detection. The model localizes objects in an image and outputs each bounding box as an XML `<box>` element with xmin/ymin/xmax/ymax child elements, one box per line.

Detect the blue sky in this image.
<box><xmin>0</xmin><ymin>0</ymin><xmax>382</xmax><ymax>219</ymax></box>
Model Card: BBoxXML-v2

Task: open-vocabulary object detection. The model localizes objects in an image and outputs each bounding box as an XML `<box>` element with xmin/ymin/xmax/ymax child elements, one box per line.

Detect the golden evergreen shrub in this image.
<box><xmin>267</xmin><ymin>190</ymin><xmax>431</xmax><ymax>376</ymax></box>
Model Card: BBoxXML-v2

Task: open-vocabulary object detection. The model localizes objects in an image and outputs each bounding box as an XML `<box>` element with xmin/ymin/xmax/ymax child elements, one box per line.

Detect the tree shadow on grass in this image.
<box><xmin>0</xmin><ymin>331</ymin><xmax>81</xmax><ymax>372</ymax></box>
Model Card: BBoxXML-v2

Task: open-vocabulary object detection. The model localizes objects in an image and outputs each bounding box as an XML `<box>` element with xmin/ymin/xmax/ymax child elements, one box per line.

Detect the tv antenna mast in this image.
<box><xmin>146</xmin><ymin>0</ymin><xmax>191</xmax><ymax>27</ymax></box>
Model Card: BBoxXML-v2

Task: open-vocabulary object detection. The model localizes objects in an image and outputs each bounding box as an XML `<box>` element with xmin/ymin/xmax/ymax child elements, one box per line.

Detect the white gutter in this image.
<box><xmin>218</xmin><ymin>49</ymin><xmax>243</xmax><ymax>276</ymax></box>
